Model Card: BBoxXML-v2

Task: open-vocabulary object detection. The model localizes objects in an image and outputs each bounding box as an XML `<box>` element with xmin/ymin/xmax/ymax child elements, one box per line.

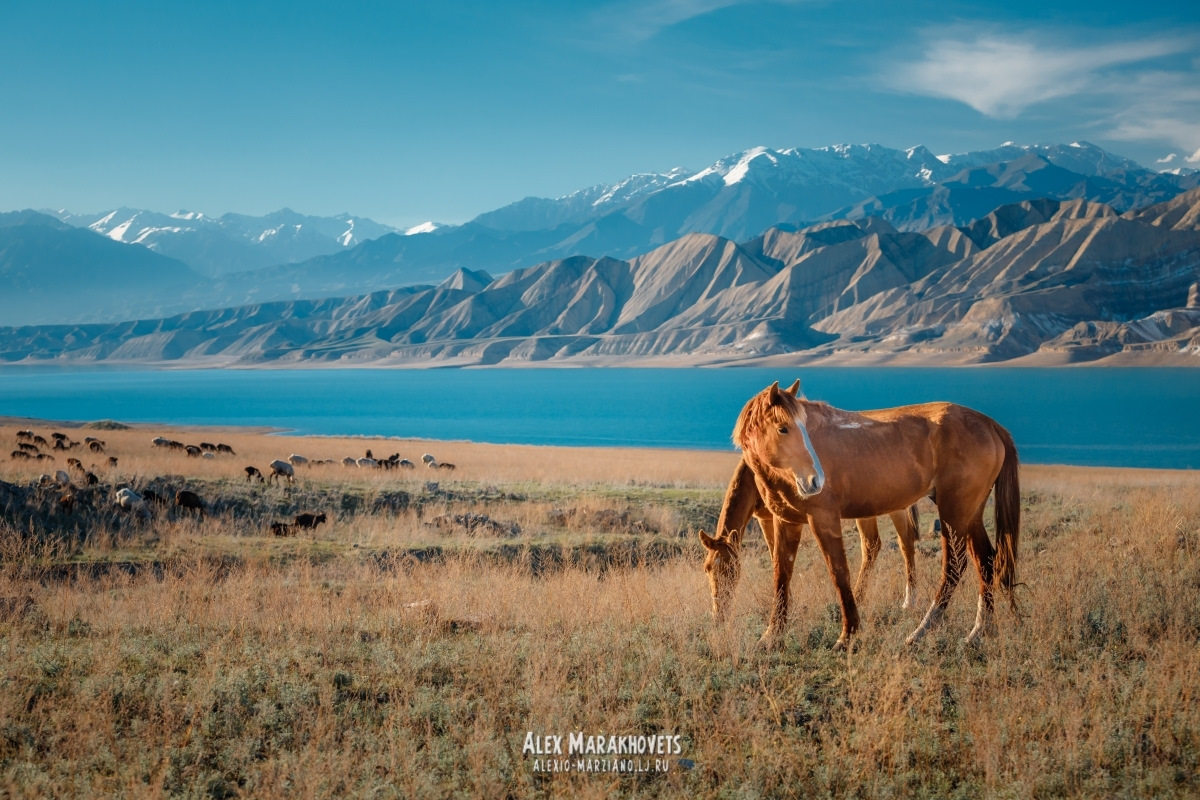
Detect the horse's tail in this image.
<box><xmin>992</xmin><ymin>422</ymin><xmax>1021</xmax><ymax>610</ymax></box>
<box><xmin>907</xmin><ymin>503</ymin><xmax>920</xmax><ymax>540</ymax></box>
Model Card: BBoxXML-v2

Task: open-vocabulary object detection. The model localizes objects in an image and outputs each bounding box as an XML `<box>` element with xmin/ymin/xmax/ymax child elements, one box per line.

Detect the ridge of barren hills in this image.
<box><xmin>2</xmin><ymin>189</ymin><xmax>1199</xmax><ymax>366</ymax></box>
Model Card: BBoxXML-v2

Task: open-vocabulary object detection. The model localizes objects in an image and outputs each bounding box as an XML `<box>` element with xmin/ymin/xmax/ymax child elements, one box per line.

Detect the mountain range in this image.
<box><xmin>5</xmin><ymin>140</ymin><xmax>1197</xmax><ymax>329</ymax></box>
<box><xmin>2</xmin><ymin>187</ymin><xmax>1198</xmax><ymax>366</ymax></box>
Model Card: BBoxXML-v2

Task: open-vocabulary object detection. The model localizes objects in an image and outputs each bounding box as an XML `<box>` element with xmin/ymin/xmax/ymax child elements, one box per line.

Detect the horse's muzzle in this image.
<box><xmin>796</xmin><ymin>474</ymin><xmax>824</xmax><ymax>498</ymax></box>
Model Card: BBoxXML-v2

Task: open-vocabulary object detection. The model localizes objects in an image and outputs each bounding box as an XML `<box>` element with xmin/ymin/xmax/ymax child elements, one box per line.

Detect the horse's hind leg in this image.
<box><xmin>963</xmin><ymin>513</ymin><xmax>997</xmax><ymax>643</ymax></box>
<box><xmin>889</xmin><ymin>505</ymin><xmax>919</xmax><ymax>610</ymax></box>
<box><xmin>906</xmin><ymin>514</ymin><xmax>968</xmax><ymax>645</ymax></box>
<box><xmin>852</xmin><ymin>517</ymin><xmax>882</xmax><ymax>603</ymax></box>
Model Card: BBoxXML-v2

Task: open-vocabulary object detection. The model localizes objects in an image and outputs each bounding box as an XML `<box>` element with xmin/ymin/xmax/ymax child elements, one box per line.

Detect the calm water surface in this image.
<box><xmin>0</xmin><ymin>367</ymin><xmax>1197</xmax><ymax>469</ymax></box>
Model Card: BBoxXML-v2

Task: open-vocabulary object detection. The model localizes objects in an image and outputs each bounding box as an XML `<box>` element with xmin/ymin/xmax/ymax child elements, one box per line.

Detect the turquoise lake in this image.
<box><xmin>0</xmin><ymin>367</ymin><xmax>1197</xmax><ymax>469</ymax></box>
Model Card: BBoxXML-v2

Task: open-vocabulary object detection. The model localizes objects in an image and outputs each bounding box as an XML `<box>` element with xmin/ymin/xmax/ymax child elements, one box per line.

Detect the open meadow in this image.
<box><xmin>1</xmin><ymin>419</ymin><xmax>1199</xmax><ymax>798</ymax></box>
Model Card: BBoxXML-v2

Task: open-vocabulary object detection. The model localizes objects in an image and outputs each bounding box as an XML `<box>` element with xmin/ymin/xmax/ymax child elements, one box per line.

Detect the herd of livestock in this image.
<box><xmin>5</xmin><ymin>427</ymin><xmax>457</xmax><ymax>538</ymax></box>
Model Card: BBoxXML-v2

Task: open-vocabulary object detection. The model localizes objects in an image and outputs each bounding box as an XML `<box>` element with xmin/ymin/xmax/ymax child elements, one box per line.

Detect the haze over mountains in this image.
<box><xmin>2</xmin><ymin>140</ymin><xmax>1199</xmax><ymax>365</ymax></box>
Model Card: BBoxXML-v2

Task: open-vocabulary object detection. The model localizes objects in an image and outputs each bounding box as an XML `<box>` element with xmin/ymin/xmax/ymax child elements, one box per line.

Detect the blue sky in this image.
<box><xmin>1</xmin><ymin>0</ymin><xmax>1196</xmax><ymax>227</ymax></box>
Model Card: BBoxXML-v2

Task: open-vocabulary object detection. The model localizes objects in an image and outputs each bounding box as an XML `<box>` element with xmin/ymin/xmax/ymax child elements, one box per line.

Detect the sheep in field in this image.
<box><xmin>268</xmin><ymin>460</ymin><xmax>295</xmax><ymax>484</ymax></box>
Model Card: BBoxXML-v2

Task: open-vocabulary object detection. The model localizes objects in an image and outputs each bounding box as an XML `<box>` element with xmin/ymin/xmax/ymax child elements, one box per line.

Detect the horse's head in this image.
<box><xmin>699</xmin><ymin>529</ymin><xmax>741</xmax><ymax>621</ymax></box>
<box><xmin>734</xmin><ymin>380</ymin><xmax>825</xmax><ymax>500</ymax></box>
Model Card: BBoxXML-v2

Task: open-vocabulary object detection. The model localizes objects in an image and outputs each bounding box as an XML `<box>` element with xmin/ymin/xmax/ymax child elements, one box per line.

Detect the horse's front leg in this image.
<box><xmin>759</xmin><ymin>519</ymin><xmax>803</xmax><ymax>648</ymax></box>
<box><xmin>810</xmin><ymin>510</ymin><xmax>860</xmax><ymax>648</ymax></box>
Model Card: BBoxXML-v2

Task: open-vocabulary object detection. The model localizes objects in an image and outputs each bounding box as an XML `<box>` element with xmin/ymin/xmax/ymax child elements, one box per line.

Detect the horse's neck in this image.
<box><xmin>717</xmin><ymin>459</ymin><xmax>762</xmax><ymax>544</ymax></box>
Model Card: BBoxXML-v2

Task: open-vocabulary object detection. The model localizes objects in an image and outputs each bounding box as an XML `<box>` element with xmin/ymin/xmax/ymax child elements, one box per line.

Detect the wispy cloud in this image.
<box><xmin>889</xmin><ymin>31</ymin><xmax>1186</xmax><ymax>118</ymax></box>
<box><xmin>597</xmin><ymin>0</ymin><xmax>747</xmax><ymax>42</ymax></box>
<box><xmin>886</xmin><ymin>27</ymin><xmax>1200</xmax><ymax>162</ymax></box>
<box><xmin>1157</xmin><ymin>153</ymin><xmax>1178</xmax><ymax>163</ymax></box>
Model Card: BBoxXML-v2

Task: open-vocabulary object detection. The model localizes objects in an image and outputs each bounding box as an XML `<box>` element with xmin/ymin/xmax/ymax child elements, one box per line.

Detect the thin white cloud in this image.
<box><xmin>1157</xmin><ymin>153</ymin><xmax>1178</xmax><ymax>163</ymax></box>
<box><xmin>1188</xmin><ymin>148</ymin><xmax>1200</xmax><ymax>163</ymax></box>
<box><xmin>887</xmin><ymin>28</ymin><xmax>1200</xmax><ymax>162</ymax></box>
<box><xmin>890</xmin><ymin>32</ymin><xmax>1185</xmax><ymax>118</ymax></box>
<box><xmin>594</xmin><ymin>0</ymin><xmax>805</xmax><ymax>43</ymax></box>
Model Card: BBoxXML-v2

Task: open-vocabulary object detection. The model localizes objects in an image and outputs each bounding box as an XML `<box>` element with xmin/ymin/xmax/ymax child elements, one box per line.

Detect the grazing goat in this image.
<box><xmin>202</xmin><ymin>452</ymin><xmax>215</xmax><ymax>460</ymax></box>
<box><xmin>175</xmin><ymin>490</ymin><xmax>206</xmax><ymax>518</ymax></box>
<box><xmin>51</xmin><ymin>432</ymin><xmax>68</xmax><ymax>441</ymax></box>
<box><xmin>17</xmin><ymin>443</ymin><xmax>38</xmax><ymax>453</ymax></box>
<box><xmin>10</xmin><ymin>451</ymin><xmax>32</xmax><ymax>460</ymax></box>
<box><xmin>288</xmin><ymin>454</ymin><xmax>309</xmax><ymax>467</ymax></box>
<box><xmin>34</xmin><ymin>453</ymin><xmax>55</xmax><ymax>462</ymax></box>
<box><xmin>88</xmin><ymin>441</ymin><xmax>105</xmax><ymax>454</ymax></box>
<box><xmin>107</xmin><ymin>456</ymin><xmax>119</xmax><ymax>468</ymax></box>
<box><xmin>357</xmin><ymin>457</ymin><xmax>378</xmax><ymax>468</ymax></box>
<box><xmin>32</xmin><ymin>435</ymin><xmax>48</xmax><ymax>447</ymax></box>
<box><xmin>16</xmin><ymin>430</ymin><xmax>34</xmax><ymax>441</ymax></box>
<box><xmin>399</xmin><ymin>459</ymin><xmax>415</xmax><ymax>469</ymax></box>
<box><xmin>84</xmin><ymin>472</ymin><xmax>99</xmax><ymax>486</ymax></box>
<box><xmin>152</xmin><ymin>437</ymin><xmax>169</xmax><ymax>448</ymax></box>
<box><xmin>54</xmin><ymin>470</ymin><xmax>70</xmax><ymax>486</ymax></box>
<box><xmin>245</xmin><ymin>466</ymin><xmax>264</xmax><ymax>483</ymax></box>
<box><xmin>66</xmin><ymin>458</ymin><xmax>85</xmax><ymax>474</ymax></box>
<box><xmin>185</xmin><ymin>445</ymin><xmax>202</xmax><ymax>458</ymax></box>
<box><xmin>268</xmin><ymin>460</ymin><xmax>295</xmax><ymax>484</ymax></box>
<box><xmin>216</xmin><ymin>443</ymin><xmax>236</xmax><ymax>455</ymax></box>
<box><xmin>270</xmin><ymin>522</ymin><xmax>295</xmax><ymax>537</ymax></box>
<box><xmin>294</xmin><ymin>511</ymin><xmax>328</xmax><ymax>530</ymax></box>
<box><xmin>198</xmin><ymin>442</ymin><xmax>217</xmax><ymax>452</ymax></box>
<box><xmin>84</xmin><ymin>436</ymin><xmax>103</xmax><ymax>445</ymax></box>
<box><xmin>342</xmin><ymin>457</ymin><xmax>357</xmax><ymax>467</ymax></box>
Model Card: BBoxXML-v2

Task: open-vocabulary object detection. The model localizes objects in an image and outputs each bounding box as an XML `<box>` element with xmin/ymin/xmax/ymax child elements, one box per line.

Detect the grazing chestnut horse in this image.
<box><xmin>700</xmin><ymin>380</ymin><xmax>1019</xmax><ymax>647</ymax></box>
<box><xmin>701</xmin><ymin>457</ymin><xmax>921</xmax><ymax>620</ymax></box>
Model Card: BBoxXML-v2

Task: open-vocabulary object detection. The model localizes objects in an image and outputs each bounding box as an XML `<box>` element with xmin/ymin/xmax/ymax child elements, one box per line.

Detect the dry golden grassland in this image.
<box><xmin>1</xmin><ymin>420</ymin><xmax>1199</xmax><ymax>798</ymax></box>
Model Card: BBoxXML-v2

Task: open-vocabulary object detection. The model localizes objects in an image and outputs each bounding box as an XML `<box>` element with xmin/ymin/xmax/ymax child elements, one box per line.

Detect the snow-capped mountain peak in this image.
<box><xmin>405</xmin><ymin>221</ymin><xmax>441</xmax><ymax>235</ymax></box>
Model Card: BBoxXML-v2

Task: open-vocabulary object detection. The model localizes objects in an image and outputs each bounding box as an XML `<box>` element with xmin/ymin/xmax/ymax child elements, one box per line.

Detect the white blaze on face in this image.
<box><xmin>795</xmin><ymin>416</ymin><xmax>825</xmax><ymax>497</ymax></box>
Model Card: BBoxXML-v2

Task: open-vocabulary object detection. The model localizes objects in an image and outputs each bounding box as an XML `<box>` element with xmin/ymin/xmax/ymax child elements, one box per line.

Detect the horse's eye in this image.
<box><xmin>777</xmin><ymin>425</ymin><xmax>789</xmax><ymax>434</ymax></box>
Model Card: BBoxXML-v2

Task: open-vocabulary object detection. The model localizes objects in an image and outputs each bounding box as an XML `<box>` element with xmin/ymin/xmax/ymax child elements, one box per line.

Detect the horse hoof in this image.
<box><xmin>757</xmin><ymin>631</ymin><xmax>782</xmax><ymax>650</ymax></box>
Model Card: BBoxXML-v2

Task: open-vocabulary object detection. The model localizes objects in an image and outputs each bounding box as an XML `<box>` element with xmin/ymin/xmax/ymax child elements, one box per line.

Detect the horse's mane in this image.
<box><xmin>733</xmin><ymin>389</ymin><xmax>836</xmax><ymax>448</ymax></box>
<box><xmin>732</xmin><ymin>388</ymin><xmax>798</xmax><ymax>449</ymax></box>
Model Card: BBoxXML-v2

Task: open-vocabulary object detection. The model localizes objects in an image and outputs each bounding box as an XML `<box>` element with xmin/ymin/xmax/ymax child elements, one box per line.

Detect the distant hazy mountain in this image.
<box><xmin>0</xmin><ymin>211</ymin><xmax>207</xmax><ymax>326</ymax></box>
<box><xmin>45</xmin><ymin>207</ymin><xmax>398</xmax><ymax>276</ymax></box>
<box><xmin>5</xmin><ymin>189</ymin><xmax>1198</xmax><ymax>365</ymax></box>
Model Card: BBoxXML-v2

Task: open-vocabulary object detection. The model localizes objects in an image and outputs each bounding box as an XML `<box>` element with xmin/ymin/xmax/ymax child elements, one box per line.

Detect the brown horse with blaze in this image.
<box><xmin>700</xmin><ymin>380</ymin><xmax>1020</xmax><ymax>648</ymax></box>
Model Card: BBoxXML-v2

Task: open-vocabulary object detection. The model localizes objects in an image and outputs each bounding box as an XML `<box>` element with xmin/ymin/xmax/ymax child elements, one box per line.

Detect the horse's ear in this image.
<box><xmin>784</xmin><ymin>379</ymin><xmax>800</xmax><ymax>397</ymax></box>
<box><xmin>768</xmin><ymin>381</ymin><xmax>781</xmax><ymax>404</ymax></box>
<box><xmin>698</xmin><ymin>530</ymin><xmax>719</xmax><ymax>550</ymax></box>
